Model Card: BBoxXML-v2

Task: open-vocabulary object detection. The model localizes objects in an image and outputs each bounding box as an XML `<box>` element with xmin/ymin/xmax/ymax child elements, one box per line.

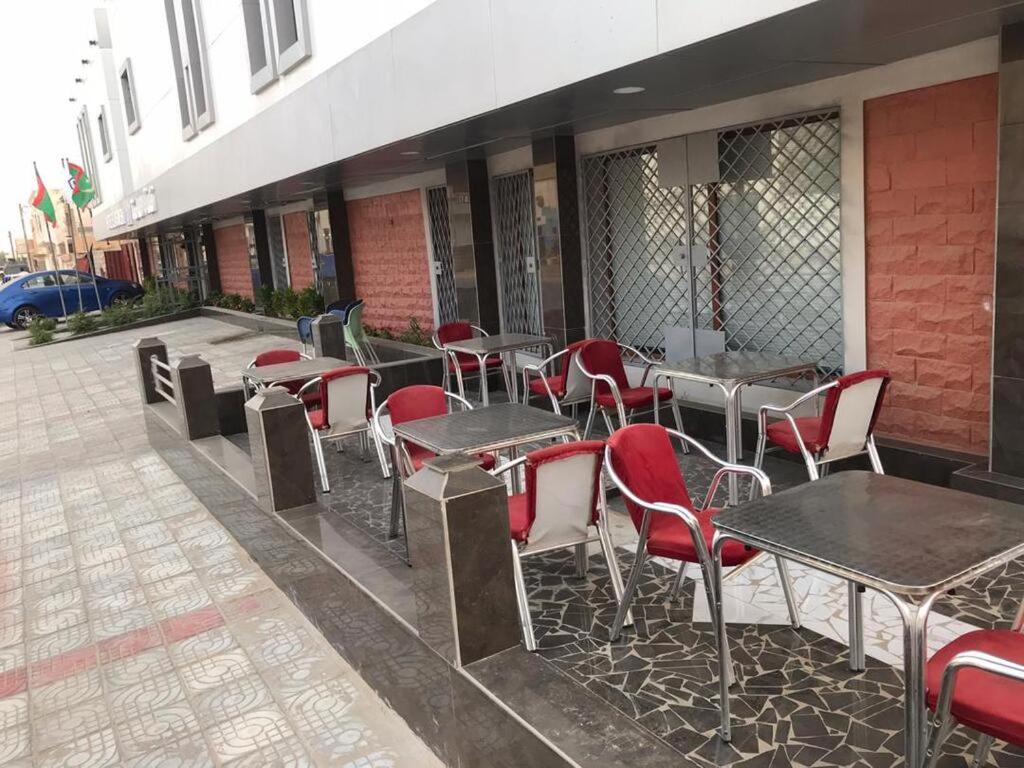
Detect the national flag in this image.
<box><xmin>31</xmin><ymin>167</ymin><xmax>56</xmax><ymax>224</ymax></box>
<box><xmin>67</xmin><ymin>162</ymin><xmax>95</xmax><ymax>209</ymax></box>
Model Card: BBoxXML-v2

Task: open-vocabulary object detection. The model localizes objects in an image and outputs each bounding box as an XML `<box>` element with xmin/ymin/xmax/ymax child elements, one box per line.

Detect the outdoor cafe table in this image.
<box><xmin>388</xmin><ymin>403</ymin><xmax>579</xmax><ymax>538</ymax></box>
<box><xmin>442</xmin><ymin>333</ymin><xmax>553</xmax><ymax>406</ymax></box>
<box><xmin>240</xmin><ymin>356</ymin><xmax>349</xmax><ymax>391</ymax></box>
<box><xmin>710</xmin><ymin>471</ymin><xmax>1024</xmax><ymax>768</ymax></box>
<box><xmin>651</xmin><ymin>351</ymin><xmax>817</xmax><ymax>504</ymax></box>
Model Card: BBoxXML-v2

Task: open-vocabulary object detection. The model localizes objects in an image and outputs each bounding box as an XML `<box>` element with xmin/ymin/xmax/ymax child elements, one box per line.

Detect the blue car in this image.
<box><xmin>0</xmin><ymin>270</ymin><xmax>144</xmax><ymax>329</ymax></box>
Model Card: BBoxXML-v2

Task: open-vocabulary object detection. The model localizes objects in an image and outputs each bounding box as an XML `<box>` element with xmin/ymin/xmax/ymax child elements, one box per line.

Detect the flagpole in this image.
<box><xmin>62</xmin><ymin>193</ymin><xmax>85</xmax><ymax>313</ymax></box>
<box><xmin>65</xmin><ymin>158</ymin><xmax>103</xmax><ymax>309</ymax></box>
<box><xmin>33</xmin><ymin>162</ymin><xmax>68</xmax><ymax>322</ymax></box>
<box><xmin>18</xmin><ymin>204</ymin><xmax>31</xmax><ymax>270</ymax></box>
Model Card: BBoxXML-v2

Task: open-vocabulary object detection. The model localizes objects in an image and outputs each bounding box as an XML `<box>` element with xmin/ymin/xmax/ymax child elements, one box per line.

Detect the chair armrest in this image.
<box><xmin>470</xmin><ymin>324</ymin><xmax>489</xmax><ymax>337</ymax></box>
<box><xmin>490</xmin><ymin>455</ymin><xmax>528</xmax><ymax>477</ymax></box>
<box><xmin>616</xmin><ymin>342</ymin><xmax>659</xmax><ymax>386</ymax></box>
<box><xmin>372</xmin><ymin>401</ymin><xmax>394</xmax><ymax>446</ymax></box>
<box><xmin>932</xmin><ymin>650</ymin><xmax>1024</xmax><ymax>724</ymax></box>
<box><xmin>296</xmin><ymin>377</ymin><xmax>322</xmax><ymax>397</ymax></box>
<box><xmin>444</xmin><ymin>391</ymin><xmax>474</xmax><ymax>411</ymax></box>
<box><xmin>575</xmin><ymin>356</ymin><xmax>624</xmax><ymax>406</ymax></box>
<box><xmin>662</xmin><ymin>428</ymin><xmax>771</xmax><ymax>507</ymax></box>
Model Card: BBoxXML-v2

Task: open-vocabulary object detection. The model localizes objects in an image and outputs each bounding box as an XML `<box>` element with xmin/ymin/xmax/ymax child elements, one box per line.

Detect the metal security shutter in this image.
<box><xmin>492</xmin><ymin>170</ymin><xmax>543</xmax><ymax>336</ymax></box>
<box><xmin>581</xmin><ymin>109</ymin><xmax>843</xmax><ymax>378</ymax></box>
<box><xmin>426</xmin><ymin>185</ymin><xmax>458</xmax><ymax>325</ymax></box>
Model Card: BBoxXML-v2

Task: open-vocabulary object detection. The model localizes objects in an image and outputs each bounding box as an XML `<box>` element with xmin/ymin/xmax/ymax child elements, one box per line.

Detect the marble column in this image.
<box><xmin>246</xmin><ymin>388</ymin><xmax>316</xmax><ymax>513</ymax></box>
<box><xmin>532</xmin><ymin>136</ymin><xmax>586</xmax><ymax>348</ymax></box>
<box><xmin>250</xmin><ymin>210</ymin><xmax>274</xmax><ymax>291</ymax></box>
<box><xmin>445</xmin><ymin>159</ymin><xmax>499</xmax><ymax>333</ymax></box>
<box><xmin>171</xmin><ymin>355</ymin><xmax>219</xmax><ymax>441</ymax></box>
<box><xmin>992</xmin><ymin>22</ymin><xmax>1024</xmax><ymax>477</ymax></box>
<box><xmin>133</xmin><ymin>337</ymin><xmax>167</xmax><ymax>405</ymax></box>
<box><xmin>310</xmin><ymin>314</ymin><xmax>347</xmax><ymax>360</ymax></box>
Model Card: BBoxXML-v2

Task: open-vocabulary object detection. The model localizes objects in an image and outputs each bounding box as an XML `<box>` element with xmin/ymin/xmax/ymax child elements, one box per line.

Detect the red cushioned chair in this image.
<box><xmin>244</xmin><ymin>349</ymin><xmax>315</xmax><ymax>402</ymax></box>
<box><xmin>297</xmin><ymin>367</ymin><xmax>387</xmax><ymax>492</ymax></box>
<box><xmin>922</xmin><ymin>604</ymin><xmax>1024</xmax><ymax>768</ymax></box>
<box><xmin>520</xmin><ymin>340</ymin><xmax>591</xmax><ymax>416</ymax></box>
<box><xmin>575</xmin><ymin>339</ymin><xmax>688</xmax><ymax>451</ymax></box>
<box><xmin>604</xmin><ymin>424</ymin><xmax>800</xmax><ymax>645</ymax></box>
<box><xmin>754</xmin><ymin>369</ymin><xmax>890</xmax><ymax>484</ymax></box>
<box><xmin>374</xmin><ymin>385</ymin><xmax>496</xmax><ymax>538</ymax></box>
<box><xmin>490</xmin><ymin>441</ymin><xmax>629</xmax><ymax>651</ymax></box>
<box><xmin>432</xmin><ymin>321</ymin><xmax>513</xmax><ymax>401</ymax></box>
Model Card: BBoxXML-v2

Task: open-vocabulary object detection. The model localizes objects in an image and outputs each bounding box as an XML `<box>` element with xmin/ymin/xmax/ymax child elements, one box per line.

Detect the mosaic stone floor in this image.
<box><xmin>0</xmin><ymin>321</ymin><xmax>441</xmax><ymax>767</ymax></box>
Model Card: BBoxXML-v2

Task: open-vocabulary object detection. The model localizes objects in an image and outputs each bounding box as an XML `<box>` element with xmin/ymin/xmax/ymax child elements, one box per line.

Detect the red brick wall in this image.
<box><xmin>864</xmin><ymin>75</ymin><xmax>997</xmax><ymax>453</ymax></box>
<box><xmin>284</xmin><ymin>212</ymin><xmax>315</xmax><ymax>291</ymax></box>
<box><xmin>347</xmin><ymin>189</ymin><xmax>434</xmax><ymax>334</ymax></box>
<box><xmin>213</xmin><ymin>224</ymin><xmax>254</xmax><ymax>298</ymax></box>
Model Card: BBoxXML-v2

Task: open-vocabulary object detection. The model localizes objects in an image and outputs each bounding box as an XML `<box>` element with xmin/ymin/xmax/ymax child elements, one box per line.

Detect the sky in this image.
<box><xmin>0</xmin><ymin>1</ymin><xmax>95</xmax><ymax>259</ymax></box>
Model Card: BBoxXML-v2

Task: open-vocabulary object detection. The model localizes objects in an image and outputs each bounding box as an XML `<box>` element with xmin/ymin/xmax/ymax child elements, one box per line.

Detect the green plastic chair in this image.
<box><xmin>344</xmin><ymin>301</ymin><xmax>380</xmax><ymax>365</ymax></box>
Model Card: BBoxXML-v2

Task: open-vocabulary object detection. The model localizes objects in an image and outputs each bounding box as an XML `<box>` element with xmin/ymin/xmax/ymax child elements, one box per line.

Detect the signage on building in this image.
<box><xmin>104</xmin><ymin>186</ymin><xmax>158</xmax><ymax>231</ymax></box>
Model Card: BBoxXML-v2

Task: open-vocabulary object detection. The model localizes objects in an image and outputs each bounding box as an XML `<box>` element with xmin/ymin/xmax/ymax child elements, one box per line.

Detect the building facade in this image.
<box><xmin>71</xmin><ymin>0</ymin><xmax>1024</xmax><ymax>486</ymax></box>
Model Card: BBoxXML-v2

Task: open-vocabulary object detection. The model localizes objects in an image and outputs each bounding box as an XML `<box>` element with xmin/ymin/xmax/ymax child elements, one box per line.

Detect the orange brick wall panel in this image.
<box><xmin>213</xmin><ymin>224</ymin><xmax>253</xmax><ymax>299</ymax></box>
<box><xmin>284</xmin><ymin>212</ymin><xmax>315</xmax><ymax>291</ymax></box>
<box><xmin>346</xmin><ymin>190</ymin><xmax>434</xmax><ymax>335</ymax></box>
<box><xmin>864</xmin><ymin>74</ymin><xmax>997</xmax><ymax>454</ymax></box>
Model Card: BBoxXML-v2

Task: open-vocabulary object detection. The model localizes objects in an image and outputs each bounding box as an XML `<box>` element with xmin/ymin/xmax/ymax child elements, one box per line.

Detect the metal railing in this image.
<box><xmin>151</xmin><ymin>357</ymin><xmax>175</xmax><ymax>404</ymax></box>
<box><xmin>581</xmin><ymin>109</ymin><xmax>844</xmax><ymax>380</ymax></box>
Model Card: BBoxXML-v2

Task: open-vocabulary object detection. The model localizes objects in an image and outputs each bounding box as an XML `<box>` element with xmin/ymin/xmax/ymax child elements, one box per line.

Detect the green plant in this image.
<box><xmin>28</xmin><ymin>316</ymin><xmax>57</xmax><ymax>345</ymax></box>
<box><xmin>102</xmin><ymin>304</ymin><xmax>136</xmax><ymax>326</ymax></box>
<box><xmin>270</xmin><ymin>287</ymin><xmax>301</xmax><ymax>320</ymax></box>
<box><xmin>67</xmin><ymin>312</ymin><xmax>99</xmax><ymax>335</ymax></box>
<box><xmin>365</xmin><ymin>324</ymin><xmax>395</xmax><ymax>341</ymax></box>
<box><xmin>296</xmin><ymin>286</ymin><xmax>324</xmax><ymax>318</ymax></box>
<box><xmin>398</xmin><ymin>317</ymin><xmax>429</xmax><ymax>346</ymax></box>
<box><xmin>256</xmin><ymin>284</ymin><xmax>275</xmax><ymax>313</ymax></box>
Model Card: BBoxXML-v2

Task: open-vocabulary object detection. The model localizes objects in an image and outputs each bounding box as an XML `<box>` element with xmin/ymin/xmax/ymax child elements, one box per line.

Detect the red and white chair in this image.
<box><xmin>432</xmin><ymin>321</ymin><xmax>513</xmax><ymax>401</ymax></box>
<box><xmin>754</xmin><ymin>369</ymin><xmax>890</xmax><ymax>484</ymax></box>
<box><xmin>604</xmin><ymin>424</ymin><xmax>800</xmax><ymax>645</ymax></box>
<box><xmin>575</xmin><ymin>339</ymin><xmax>688</xmax><ymax>451</ymax></box>
<box><xmin>244</xmin><ymin>349</ymin><xmax>314</xmax><ymax>401</ymax></box>
<box><xmin>520</xmin><ymin>340</ymin><xmax>591</xmax><ymax>416</ymax></box>
<box><xmin>298</xmin><ymin>367</ymin><xmax>387</xmax><ymax>492</ymax></box>
<box><xmin>922</xmin><ymin>604</ymin><xmax>1024</xmax><ymax>768</ymax></box>
<box><xmin>490</xmin><ymin>441</ymin><xmax>629</xmax><ymax>651</ymax></box>
<box><xmin>373</xmin><ymin>384</ymin><xmax>496</xmax><ymax>538</ymax></box>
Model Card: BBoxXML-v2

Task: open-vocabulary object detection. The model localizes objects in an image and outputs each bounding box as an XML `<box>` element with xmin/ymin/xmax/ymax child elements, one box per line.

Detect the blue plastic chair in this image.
<box><xmin>296</xmin><ymin>316</ymin><xmax>313</xmax><ymax>354</ymax></box>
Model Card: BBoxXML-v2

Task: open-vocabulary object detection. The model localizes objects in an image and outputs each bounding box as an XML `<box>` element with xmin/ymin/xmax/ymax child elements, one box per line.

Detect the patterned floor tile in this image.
<box><xmin>32</xmin><ymin>696</ymin><xmax>112</xmax><ymax>752</ymax></box>
<box><xmin>36</xmin><ymin>726</ymin><xmax>119</xmax><ymax>768</ymax></box>
<box><xmin>109</xmin><ymin>668</ymin><xmax>188</xmax><ymax>724</ymax></box>
<box><xmin>205</xmin><ymin>706</ymin><xmax>295</xmax><ymax>763</ymax></box>
<box><xmin>124</xmin><ymin>733</ymin><xmax>215</xmax><ymax>768</ymax></box>
<box><xmin>114</xmin><ymin>703</ymin><xmax>202</xmax><ymax>759</ymax></box>
<box><xmin>180</xmin><ymin>650</ymin><xmax>256</xmax><ymax>695</ymax></box>
<box><xmin>0</xmin><ymin>722</ymin><xmax>30</xmax><ymax>763</ymax></box>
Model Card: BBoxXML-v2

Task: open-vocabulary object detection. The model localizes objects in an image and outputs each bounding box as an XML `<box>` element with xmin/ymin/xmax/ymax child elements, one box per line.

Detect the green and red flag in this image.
<box><xmin>67</xmin><ymin>161</ymin><xmax>95</xmax><ymax>209</ymax></box>
<box><xmin>30</xmin><ymin>166</ymin><xmax>56</xmax><ymax>224</ymax></box>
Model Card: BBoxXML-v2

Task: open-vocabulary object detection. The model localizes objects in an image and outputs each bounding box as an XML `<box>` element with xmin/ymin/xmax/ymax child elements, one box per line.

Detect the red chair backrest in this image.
<box><xmin>316</xmin><ymin>367</ymin><xmax>371</xmax><ymax>430</ymax></box>
<box><xmin>523</xmin><ymin>442</ymin><xmax>605</xmax><ymax>547</ymax></box>
<box><xmin>817</xmin><ymin>369</ymin><xmax>890</xmax><ymax>459</ymax></box>
<box><xmin>606</xmin><ymin>424</ymin><xmax>695</xmax><ymax>535</ymax></box>
<box><xmin>254</xmin><ymin>349</ymin><xmax>301</xmax><ymax>367</ymax></box>
<box><xmin>387</xmin><ymin>385</ymin><xmax>447</xmax><ymax>426</ymax></box>
<box><xmin>437</xmin><ymin>322</ymin><xmax>473</xmax><ymax>345</ymax></box>
<box><xmin>578</xmin><ymin>339</ymin><xmax>630</xmax><ymax>396</ymax></box>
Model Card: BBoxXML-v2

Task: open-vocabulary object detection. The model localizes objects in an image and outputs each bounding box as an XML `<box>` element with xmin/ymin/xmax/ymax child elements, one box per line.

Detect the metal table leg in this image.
<box><xmin>477</xmin><ymin>353</ymin><xmax>489</xmax><ymax>406</ymax></box>
<box><xmin>848</xmin><ymin>581</ymin><xmax>865</xmax><ymax>672</ymax></box>
<box><xmin>711</xmin><ymin>533</ymin><xmax>734</xmax><ymax>742</ymax></box>
<box><xmin>509</xmin><ymin>350</ymin><xmax>519</xmax><ymax>403</ymax></box>
<box><xmin>723</xmin><ymin>385</ymin><xmax>740</xmax><ymax>505</ymax></box>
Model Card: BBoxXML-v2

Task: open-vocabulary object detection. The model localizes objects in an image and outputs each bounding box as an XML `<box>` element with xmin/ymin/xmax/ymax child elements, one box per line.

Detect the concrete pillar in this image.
<box><xmin>311</xmin><ymin>313</ymin><xmax>347</xmax><ymax>359</ymax></box>
<box><xmin>325</xmin><ymin>190</ymin><xmax>356</xmax><ymax>302</ymax></box>
<box><xmin>403</xmin><ymin>453</ymin><xmax>521</xmax><ymax>667</ymax></box>
<box><xmin>533</xmin><ymin>136</ymin><xmax>586</xmax><ymax>349</ymax></box>
<box><xmin>201</xmin><ymin>222</ymin><xmax>221</xmax><ymax>295</ymax></box>
<box><xmin>171</xmin><ymin>355</ymin><xmax>219</xmax><ymax>440</ymax></box>
<box><xmin>137</xmin><ymin>237</ymin><xmax>153</xmax><ymax>279</ymax></box>
<box><xmin>250</xmin><ymin>210</ymin><xmax>274</xmax><ymax>291</ymax></box>
<box><xmin>133</xmin><ymin>337</ymin><xmax>168</xmax><ymax>405</ymax></box>
<box><xmin>445</xmin><ymin>158</ymin><xmax>499</xmax><ymax>332</ymax></box>
<box><xmin>245</xmin><ymin>388</ymin><xmax>316</xmax><ymax>512</ymax></box>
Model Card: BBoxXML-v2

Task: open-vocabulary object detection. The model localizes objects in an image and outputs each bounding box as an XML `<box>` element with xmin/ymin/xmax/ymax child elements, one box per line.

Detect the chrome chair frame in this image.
<box><xmin>373</xmin><ymin>390</ymin><xmax>475</xmax><ymax>538</ymax></box>
<box><xmin>431</xmin><ymin>323</ymin><xmax>513</xmax><ymax>401</ymax></box>
<box><xmin>923</xmin><ymin>602</ymin><xmax>1024</xmax><ymax>768</ymax></box>
<box><xmin>753</xmin><ymin>380</ymin><xmax>884</xmax><ymax>485</ymax></box>
<box><xmin>298</xmin><ymin>369</ymin><xmax>388</xmax><ymax>493</ymax></box>
<box><xmin>490</xmin><ymin>453</ymin><xmax>631</xmax><ymax>652</ymax></box>
<box><xmin>243</xmin><ymin>351</ymin><xmax>311</xmax><ymax>399</ymax></box>
<box><xmin>575</xmin><ymin>342</ymin><xmax>688</xmax><ymax>453</ymax></box>
<box><xmin>605</xmin><ymin>429</ymin><xmax>800</xmax><ymax>648</ymax></box>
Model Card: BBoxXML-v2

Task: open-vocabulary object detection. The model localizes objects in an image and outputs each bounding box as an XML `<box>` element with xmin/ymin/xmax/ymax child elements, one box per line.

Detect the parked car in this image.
<box><xmin>1</xmin><ymin>264</ymin><xmax>29</xmax><ymax>283</ymax></box>
<box><xmin>0</xmin><ymin>270</ymin><xmax>144</xmax><ymax>329</ymax></box>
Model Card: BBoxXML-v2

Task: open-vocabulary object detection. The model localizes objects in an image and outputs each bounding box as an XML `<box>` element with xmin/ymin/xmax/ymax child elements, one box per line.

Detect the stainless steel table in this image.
<box><xmin>710</xmin><ymin>471</ymin><xmax>1024</xmax><ymax>768</ymax></box>
<box><xmin>241</xmin><ymin>356</ymin><xmax>349</xmax><ymax>390</ymax></box>
<box><xmin>652</xmin><ymin>351</ymin><xmax>817</xmax><ymax>504</ymax></box>
<box><xmin>389</xmin><ymin>403</ymin><xmax>580</xmax><ymax>539</ymax></box>
<box><xmin>442</xmin><ymin>333</ymin><xmax>553</xmax><ymax>406</ymax></box>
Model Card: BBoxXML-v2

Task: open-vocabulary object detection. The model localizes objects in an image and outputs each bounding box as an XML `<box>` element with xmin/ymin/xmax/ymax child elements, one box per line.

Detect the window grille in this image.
<box><xmin>581</xmin><ymin>110</ymin><xmax>843</xmax><ymax>378</ymax></box>
<box><xmin>426</xmin><ymin>186</ymin><xmax>458</xmax><ymax>325</ymax></box>
<box><xmin>492</xmin><ymin>170</ymin><xmax>543</xmax><ymax>337</ymax></box>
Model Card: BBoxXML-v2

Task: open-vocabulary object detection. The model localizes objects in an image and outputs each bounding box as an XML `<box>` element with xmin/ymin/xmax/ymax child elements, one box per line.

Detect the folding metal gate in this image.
<box><xmin>426</xmin><ymin>185</ymin><xmax>459</xmax><ymax>325</ymax></box>
<box><xmin>492</xmin><ymin>170</ymin><xmax>543</xmax><ymax>337</ymax></box>
<box><xmin>581</xmin><ymin>109</ymin><xmax>843</xmax><ymax>378</ymax></box>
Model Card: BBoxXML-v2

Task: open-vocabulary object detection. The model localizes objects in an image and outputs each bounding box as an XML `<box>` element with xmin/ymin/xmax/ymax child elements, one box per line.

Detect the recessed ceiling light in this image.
<box><xmin>613</xmin><ymin>86</ymin><xmax>645</xmax><ymax>95</ymax></box>
<box><xmin>400</xmin><ymin>150</ymin><xmax>420</xmax><ymax>156</ymax></box>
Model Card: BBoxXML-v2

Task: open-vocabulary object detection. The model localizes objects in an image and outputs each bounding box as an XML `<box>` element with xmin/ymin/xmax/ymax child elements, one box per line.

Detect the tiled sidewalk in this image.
<box><xmin>0</xmin><ymin>322</ymin><xmax>441</xmax><ymax>767</ymax></box>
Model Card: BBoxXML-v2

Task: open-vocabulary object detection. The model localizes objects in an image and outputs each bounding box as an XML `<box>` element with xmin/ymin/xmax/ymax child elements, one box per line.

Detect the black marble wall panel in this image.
<box><xmin>326</xmin><ymin>189</ymin><xmax>357</xmax><ymax>301</ymax></box>
<box><xmin>245</xmin><ymin>389</ymin><xmax>316</xmax><ymax>512</ymax></box>
<box><xmin>201</xmin><ymin>222</ymin><xmax>221</xmax><ymax>294</ymax></box>
<box><xmin>533</xmin><ymin>136</ymin><xmax>586</xmax><ymax>349</ymax></box>
<box><xmin>250</xmin><ymin>209</ymin><xmax>274</xmax><ymax>290</ymax></box>
<box><xmin>992</xmin><ymin>22</ymin><xmax>1024</xmax><ymax>476</ymax></box>
<box><xmin>171</xmin><ymin>355</ymin><xmax>219</xmax><ymax>440</ymax></box>
<box><xmin>137</xmin><ymin>236</ymin><xmax>153</xmax><ymax>278</ymax></box>
<box><xmin>215</xmin><ymin>386</ymin><xmax>248</xmax><ymax>436</ymax></box>
<box><xmin>445</xmin><ymin>159</ymin><xmax>500</xmax><ymax>332</ymax></box>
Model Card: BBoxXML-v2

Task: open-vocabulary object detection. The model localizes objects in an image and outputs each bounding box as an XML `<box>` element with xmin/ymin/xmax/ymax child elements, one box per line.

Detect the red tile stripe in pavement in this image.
<box><xmin>0</xmin><ymin>604</ymin><xmax>225</xmax><ymax>699</ymax></box>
